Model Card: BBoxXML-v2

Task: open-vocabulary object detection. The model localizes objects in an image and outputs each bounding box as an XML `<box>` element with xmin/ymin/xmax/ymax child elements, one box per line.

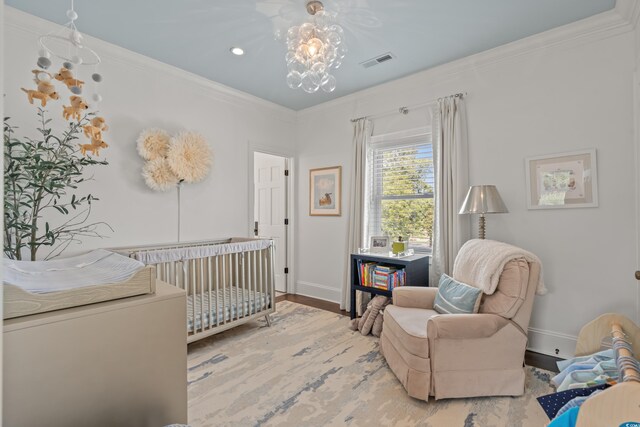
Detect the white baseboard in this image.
<box><xmin>295</xmin><ymin>281</ymin><xmax>341</xmax><ymax>304</ymax></box>
<box><xmin>527</xmin><ymin>327</ymin><xmax>577</xmax><ymax>360</ymax></box>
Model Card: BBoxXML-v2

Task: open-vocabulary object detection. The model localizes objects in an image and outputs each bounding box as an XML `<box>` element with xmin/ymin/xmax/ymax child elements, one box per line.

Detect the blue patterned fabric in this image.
<box><xmin>187</xmin><ymin>288</ymin><xmax>271</xmax><ymax>332</ymax></box>
<box><xmin>536</xmin><ymin>384</ymin><xmax>610</xmax><ymax>419</ymax></box>
<box><xmin>555</xmin><ymin>389</ymin><xmax>604</xmax><ymax>418</ymax></box>
<box><xmin>433</xmin><ymin>274</ymin><xmax>482</xmax><ymax>314</ymax></box>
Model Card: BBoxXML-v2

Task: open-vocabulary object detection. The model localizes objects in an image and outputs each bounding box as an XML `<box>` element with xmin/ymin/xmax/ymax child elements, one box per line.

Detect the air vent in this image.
<box><xmin>360</xmin><ymin>52</ymin><xmax>395</xmax><ymax>68</ymax></box>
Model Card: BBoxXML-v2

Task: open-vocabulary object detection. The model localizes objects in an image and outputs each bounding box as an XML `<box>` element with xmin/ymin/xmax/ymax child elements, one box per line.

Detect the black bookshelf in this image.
<box><xmin>350</xmin><ymin>252</ymin><xmax>430</xmax><ymax>319</ymax></box>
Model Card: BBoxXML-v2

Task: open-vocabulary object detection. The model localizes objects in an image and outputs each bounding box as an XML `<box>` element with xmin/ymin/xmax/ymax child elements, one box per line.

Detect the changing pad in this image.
<box><xmin>3</xmin><ymin>250</ymin><xmax>155</xmax><ymax>319</ymax></box>
<box><xmin>4</xmin><ymin>249</ymin><xmax>145</xmax><ymax>293</ymax></box>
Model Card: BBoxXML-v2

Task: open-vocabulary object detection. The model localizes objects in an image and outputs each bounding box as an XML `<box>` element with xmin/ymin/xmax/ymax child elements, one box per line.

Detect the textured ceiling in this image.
<box><xmin>6</xmin><ymin>0</ymin><xmax>616</xmax><ymax>110</ymax></box>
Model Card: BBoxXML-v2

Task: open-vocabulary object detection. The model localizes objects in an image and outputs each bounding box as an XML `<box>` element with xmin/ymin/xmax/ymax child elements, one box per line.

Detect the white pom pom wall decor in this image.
<box><xmin>137</xmin><ymin>128</ymin><xmax>212</xmax><ymax>192</ymax></box>
<box><xmin>167</xmin><ymin>131</ymin><xmax>212</xmax><ymax>184</ymax></box>
<box><xmin>136</xmin><ymin>128</ymin><xmax>171</xmax><ymax>161</ymax></box>
<box><xmin>142</xmin><ymin>158</ymin><xmax>179</xmax><ymax>192</ymax></box>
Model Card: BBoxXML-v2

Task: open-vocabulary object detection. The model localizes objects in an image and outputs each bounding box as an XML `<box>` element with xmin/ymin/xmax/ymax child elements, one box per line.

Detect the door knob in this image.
<box><xmin>636</xmin><ymin>271</ymin><xmax>640</xmax><ymax>280</ymax></box>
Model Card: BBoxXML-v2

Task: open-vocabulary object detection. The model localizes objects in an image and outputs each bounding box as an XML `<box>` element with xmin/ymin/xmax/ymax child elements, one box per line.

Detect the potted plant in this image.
<box><xmin>4</xmin><ymin>108</ymin><xmax>111</xmax><ymax>261</ymax></box>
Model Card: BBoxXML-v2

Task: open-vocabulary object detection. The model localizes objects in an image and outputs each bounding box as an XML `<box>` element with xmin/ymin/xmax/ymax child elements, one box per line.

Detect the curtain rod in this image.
<box><xmin>350</xmin><ymin>92</ymin><xmax>467</xmax><ymax>123</ymax></box>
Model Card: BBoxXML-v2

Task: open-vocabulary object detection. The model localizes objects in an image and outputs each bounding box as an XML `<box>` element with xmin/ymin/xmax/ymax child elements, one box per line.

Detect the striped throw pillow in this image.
<box><xmin>433</xmin><ymin>274</ymin><xmax>483</xmax><ymax>314</ymax></box>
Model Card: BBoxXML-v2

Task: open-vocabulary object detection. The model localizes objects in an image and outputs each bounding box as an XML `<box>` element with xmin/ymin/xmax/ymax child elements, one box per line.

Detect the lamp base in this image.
<box><xmin>478</xmin><ymin>215</ymin><xmax>486</xmax><ymax>239</ymax></box>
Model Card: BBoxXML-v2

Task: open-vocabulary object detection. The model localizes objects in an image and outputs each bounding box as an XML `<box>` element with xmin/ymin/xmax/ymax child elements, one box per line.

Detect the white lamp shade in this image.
<box><xmin>459</xmin><ymin>185</ymin><xmax>508</xmax><ymax>215</ymax></box>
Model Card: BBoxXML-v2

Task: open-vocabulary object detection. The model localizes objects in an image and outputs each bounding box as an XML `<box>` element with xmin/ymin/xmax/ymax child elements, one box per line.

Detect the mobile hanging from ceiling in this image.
<box><xmin>284</xmin><ymin>0</ymin><xmax>347</xmax><ymax>94</ymax></box>
<box><xmin>35</xmin><ymin>0</ymin><xmax>104</xmax><ymax>103</ymax></box>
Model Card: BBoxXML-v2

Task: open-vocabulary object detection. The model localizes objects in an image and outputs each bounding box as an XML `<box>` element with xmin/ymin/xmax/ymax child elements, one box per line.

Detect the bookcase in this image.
<box><xmin>350</xmin><ymin>252</ymin><xmax>430</xmax><ymax>319</ymax></box>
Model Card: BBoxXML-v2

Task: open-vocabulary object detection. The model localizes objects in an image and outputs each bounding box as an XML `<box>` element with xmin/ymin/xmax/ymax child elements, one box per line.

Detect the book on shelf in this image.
<box><xmin>356</xmin><ymin>259</ymin><xmax>406</xmax><ymax>291</ymax></box>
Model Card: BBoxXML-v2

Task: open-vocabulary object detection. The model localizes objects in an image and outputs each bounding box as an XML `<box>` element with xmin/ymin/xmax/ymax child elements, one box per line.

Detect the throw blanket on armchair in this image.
<box><xmin>452</xmin><ymin>239</ymin><xmax>547</xmax><ymax>296</ymax></box>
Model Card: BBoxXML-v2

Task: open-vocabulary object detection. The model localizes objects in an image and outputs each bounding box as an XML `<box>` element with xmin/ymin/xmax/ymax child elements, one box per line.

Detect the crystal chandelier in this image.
<box><xmin>285</xmin><ymin>0</ymin><xmax>347</xmax><ymax>93</ymax></box>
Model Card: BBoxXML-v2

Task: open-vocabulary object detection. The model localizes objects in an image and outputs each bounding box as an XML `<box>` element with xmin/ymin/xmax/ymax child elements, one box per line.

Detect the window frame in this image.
<box><xmin>366</xmin><ymin>127</ymin><xmax>433</xmax><ymax>253</ymax></box>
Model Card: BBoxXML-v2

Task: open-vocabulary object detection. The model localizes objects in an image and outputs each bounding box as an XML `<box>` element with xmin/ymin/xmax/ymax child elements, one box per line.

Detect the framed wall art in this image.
<box><xmin>309</xmin><ymin>166</ymin><xmax>342</xmax><ymax>216</ymax></box>
<box><xmin>525</xmin><ymin>149</ymin><xmax>598</xmax><ymax>209</ymax></box>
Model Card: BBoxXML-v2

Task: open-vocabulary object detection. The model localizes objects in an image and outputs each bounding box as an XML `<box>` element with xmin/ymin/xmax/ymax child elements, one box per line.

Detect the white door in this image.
<box><xmin>254</xmin><ymin>152</ymin><xmax>287</xmax><ymax>293</ymax></box>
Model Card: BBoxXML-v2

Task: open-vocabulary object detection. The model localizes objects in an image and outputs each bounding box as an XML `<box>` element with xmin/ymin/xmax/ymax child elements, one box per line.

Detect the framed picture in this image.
<box><xmin>309</xmin><ymin>166</ymin><xmax>342</xmax><ymax>216</ymax></box>
<box><xmin>525</xmin><ymin>149</ymin><xmax>598</xmax><ymax>209</ymax></box>
<box><xmin>369</xmin><ymin>235</ymin><xmax>390</xmax><ymax>253</ymax></box>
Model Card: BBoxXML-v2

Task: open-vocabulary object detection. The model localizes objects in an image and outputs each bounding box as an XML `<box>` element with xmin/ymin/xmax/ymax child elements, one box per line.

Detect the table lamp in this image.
<box><xmin>459</xmin><ymin>185</ymin><xmax>508</xmax><ymax>239</ymax></box>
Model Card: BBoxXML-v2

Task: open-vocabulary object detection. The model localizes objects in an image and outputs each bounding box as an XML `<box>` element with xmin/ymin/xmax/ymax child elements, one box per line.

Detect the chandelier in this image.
<box><xmin>285</xmin><ymin>0</ymin><xmax>347</xmax><ymax>93</ymax></box>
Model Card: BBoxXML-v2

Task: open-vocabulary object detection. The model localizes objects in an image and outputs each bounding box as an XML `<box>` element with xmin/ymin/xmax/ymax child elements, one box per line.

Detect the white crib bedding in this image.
<box><xmin>187</xmin><ymin>286</ymin><xmax>271</xmax><ymax>332</ymax></box>
<box><xmin>133</xmin><ymin>238</ymin><xmax>272</xmax><ymax>265</ymax></box>
<box><xmin>4</xmin><ymin>249</ymin><xmax>145</xmax><ymax>293</ymax></box>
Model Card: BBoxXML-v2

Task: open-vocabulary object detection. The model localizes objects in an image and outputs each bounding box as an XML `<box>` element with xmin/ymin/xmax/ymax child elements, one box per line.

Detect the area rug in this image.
<box><xmin>188</xmin><ymin>301</ymin><xmax>554</xmax><ymax>427</ymax></box>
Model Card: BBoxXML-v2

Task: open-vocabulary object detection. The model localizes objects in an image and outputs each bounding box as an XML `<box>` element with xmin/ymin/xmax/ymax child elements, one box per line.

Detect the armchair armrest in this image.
<box><xmin>427</xmin><ymin>313</ymin><xmax>511</xmax><ymax>339</ymax></box>
<box><xmin>392</xmin><ymin>286</ymin><xmax>438</xmax><ymax>309</ymax></box>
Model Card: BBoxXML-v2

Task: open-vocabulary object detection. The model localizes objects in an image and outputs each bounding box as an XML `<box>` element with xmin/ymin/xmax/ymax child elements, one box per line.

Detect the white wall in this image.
<box><xmin>3</xmin><ymin>8</ymin><xmax>296</xmax><ymax>258</ymax></box>
<box><xmin>1</xmin><ymin>1</ymin><xmax>5</xmax><ymax>420</ymax></box>
<box><xmin>295</xmin><ymin>8</ymin><xmax>639</xmax><ymax>357</ymax></box>
<box><xmin>634</xmin><ymin>5</ymin><xmax>640</xmax><ymax>325</ymax></box>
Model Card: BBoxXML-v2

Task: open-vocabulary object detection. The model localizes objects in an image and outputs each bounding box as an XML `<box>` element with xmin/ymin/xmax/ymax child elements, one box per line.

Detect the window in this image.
<box><xmin>366</xmin><ymin>129</ymin><xmax>433</xmax><ymax>252</ymax></box>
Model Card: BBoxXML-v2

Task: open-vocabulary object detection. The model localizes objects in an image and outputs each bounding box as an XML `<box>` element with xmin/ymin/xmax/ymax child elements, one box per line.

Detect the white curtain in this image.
<box><xmin>341</xmin><ymin>118</ymin><xmax>372</xmax><ymax>312</ymax></box>
<box><xmin>430</xmin><ymin>96</ymin><xmax>470</xmax><ymax>285</ymax></box>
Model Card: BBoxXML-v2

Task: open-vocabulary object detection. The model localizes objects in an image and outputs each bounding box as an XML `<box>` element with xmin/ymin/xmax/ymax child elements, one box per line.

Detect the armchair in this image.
<box><xmin>380</xmin><ymin>241</ymin><xmax>540</xmax><ymax>401</ymax></box>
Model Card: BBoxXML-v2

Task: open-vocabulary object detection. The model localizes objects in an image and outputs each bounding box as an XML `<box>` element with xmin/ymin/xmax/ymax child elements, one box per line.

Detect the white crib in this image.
<box><xmin>114</xmin><ymin>238</ymin><xmax>275</xmax><ymax>343</ymax></box>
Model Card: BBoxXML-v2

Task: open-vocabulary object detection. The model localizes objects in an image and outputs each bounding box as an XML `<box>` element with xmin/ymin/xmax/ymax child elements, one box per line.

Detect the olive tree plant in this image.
<box><xmin>4</xmin><ymin>108</ymin><xmax>111</xmax><ymax>261</ymax></box>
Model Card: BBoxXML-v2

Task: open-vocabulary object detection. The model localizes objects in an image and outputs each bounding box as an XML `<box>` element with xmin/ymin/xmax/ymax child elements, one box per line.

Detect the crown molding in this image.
<box><xmin>615</xmin><ymin>0</ymin><xmax>640</xmax><ymax>28</ymax></box>
<box><xmin>3</xmin><ymin>6</ymin><xmax>297</xmax><ymax>124</ymax></box>
<box><xmin>298</xmin><ymin>6</ymin><xmax>633</xmax><ymax>118</ymax></box>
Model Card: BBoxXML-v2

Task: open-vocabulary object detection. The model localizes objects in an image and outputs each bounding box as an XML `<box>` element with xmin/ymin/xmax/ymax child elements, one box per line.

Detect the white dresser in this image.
<box><xmin>3</xmin><ymin>281</ymin><xmax>187</xmax><ymax>427</ymax></box>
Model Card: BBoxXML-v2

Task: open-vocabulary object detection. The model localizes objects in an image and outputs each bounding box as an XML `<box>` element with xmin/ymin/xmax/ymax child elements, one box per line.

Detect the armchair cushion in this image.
<box><xmin>479</xmin><ymin>258</ymin><xmax>529</xmax><ymax>318</ymax></box>
<box><xmin>392</xmin><ymin>286</ymin><xmax>438</xmax><ymax>309</ymax></box>
<box><xmin>433</xmin><ymin>274</ymin><xmax>482</xmax><ymax>314</ymax></box>
<box><xmin>384</xmin><ymin>304</ymin><xmax>437</xmax><ymax>358</ymax></box>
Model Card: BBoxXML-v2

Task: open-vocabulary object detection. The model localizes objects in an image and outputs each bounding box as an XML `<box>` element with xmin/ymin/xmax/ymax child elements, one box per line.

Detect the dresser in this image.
<box><xmin>3</xmin><ymin>281</ymin><xmax>187</xmax><ymax>427</ymax></box>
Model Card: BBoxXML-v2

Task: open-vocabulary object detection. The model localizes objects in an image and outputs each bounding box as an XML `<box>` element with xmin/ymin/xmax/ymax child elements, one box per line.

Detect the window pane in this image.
<box><xmin>367</xmin><ymin>132</ymin><xmax>433</xmax><ymax>251</ymax></box>
<box><xmin>376</xmin><ymin>145</ymin><xmax>433</xmax><ymax>197</ymax></box>
<box><xmin>381</xmin><ymin>198</ymin><xmax>433</xmax><ymax>250</ymax></box>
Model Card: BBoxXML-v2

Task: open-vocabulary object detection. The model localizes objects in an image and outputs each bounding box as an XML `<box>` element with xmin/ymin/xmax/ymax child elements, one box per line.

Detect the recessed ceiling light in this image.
<box><xmin>230</xmin><ymin>47</ymin><xmax>244</xmax><ymax>56</ymax></box>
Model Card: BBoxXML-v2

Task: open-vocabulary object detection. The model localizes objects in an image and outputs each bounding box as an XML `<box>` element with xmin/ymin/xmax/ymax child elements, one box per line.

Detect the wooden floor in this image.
<box><xmin>276</xmin><ymin>293</ymin><xmax>562</xmax><ymax>373</ymax></box>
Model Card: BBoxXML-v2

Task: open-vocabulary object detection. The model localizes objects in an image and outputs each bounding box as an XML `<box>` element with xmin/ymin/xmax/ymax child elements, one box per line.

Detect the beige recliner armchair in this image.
<box><xmin>380</xmin><ymin>239</ymin><xmax>541</xmax><ymax>401</ymax></box>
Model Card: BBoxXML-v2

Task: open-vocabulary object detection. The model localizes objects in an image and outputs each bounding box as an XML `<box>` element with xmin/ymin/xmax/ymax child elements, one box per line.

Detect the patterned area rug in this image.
<box><xmin>188</xmin><ymin>301</ymin><xmax>554</xmax><ymax>427</ymax></box>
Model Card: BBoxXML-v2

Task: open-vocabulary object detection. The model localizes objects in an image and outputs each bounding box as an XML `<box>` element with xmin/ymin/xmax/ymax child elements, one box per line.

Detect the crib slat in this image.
<box><xmin>264</xmin><ymin>248</ymin><xmax>269</xmax><ymax>310</ymax></box>
<box><xmin>257</xmin><ymin>250</ymin><xmax>261</xmax><ymax>312</ymax></box>
<box><xmin>269</xmin><ymin>243</ymin><xmax>275</xmax><ymax>309</ymax></box>
<box><xmin>214</xmin><ymin>255</ymin><xmax>219</xmax><ymax>327</ymax></box>
<box><xmin>199</xmin><ymin>257</ymin><xmax>205</xmax><ymax>333</ymax></box>
<box><xmin>221</xmin><ymin>254</ymin><xmax>227</xmax><ymax>325</ymax></box>
<box><xmin>248</xmin><ymin>251</ymin><xmax>253</xmax><ymax>316</ymax></box>
<box><xmin>241</xmin><ymin>253</ymin><xmax>246</xmax><ymax>318</ymax></box>
<box><xmin>252</xmin><ymin>250</ymin><xmax>257</xmax><ymax>313</ymax></box>
<box><xmin>256</xmin><ymin>251</ymin><xmax>263</xmax><ymax>312</ymax></box>
<box><xmin>234</xmin><ymin>253</ymin><xmax>239</xmax><ymax>321</ymax></box>
<box><xmin>207</xmin><ymin>256</ymin><xmax>213</xmax><ymax>330</ymax></box>
<box><xmin>188</xmin><ymin>259</ymin><xmax>194</xmax><ymax>333</ymax></box>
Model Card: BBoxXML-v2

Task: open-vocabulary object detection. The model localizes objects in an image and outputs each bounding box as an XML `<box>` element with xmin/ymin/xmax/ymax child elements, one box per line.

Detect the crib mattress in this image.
<box><xmin>3</xmin><ymin>266</ymin><xmax>156</xmax><ymax>320</ymax></box>
<box><xmin>187</xmin><ymin>286</ymin><xmax>271</xmax><ymax>332</ymax></box>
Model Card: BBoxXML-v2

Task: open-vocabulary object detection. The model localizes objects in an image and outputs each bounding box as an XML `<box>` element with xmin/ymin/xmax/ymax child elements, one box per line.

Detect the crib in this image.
<box><xmin>113</xmin><ymin>238</ymin><xmax>275</xmax><ymax>343</ymax></box>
